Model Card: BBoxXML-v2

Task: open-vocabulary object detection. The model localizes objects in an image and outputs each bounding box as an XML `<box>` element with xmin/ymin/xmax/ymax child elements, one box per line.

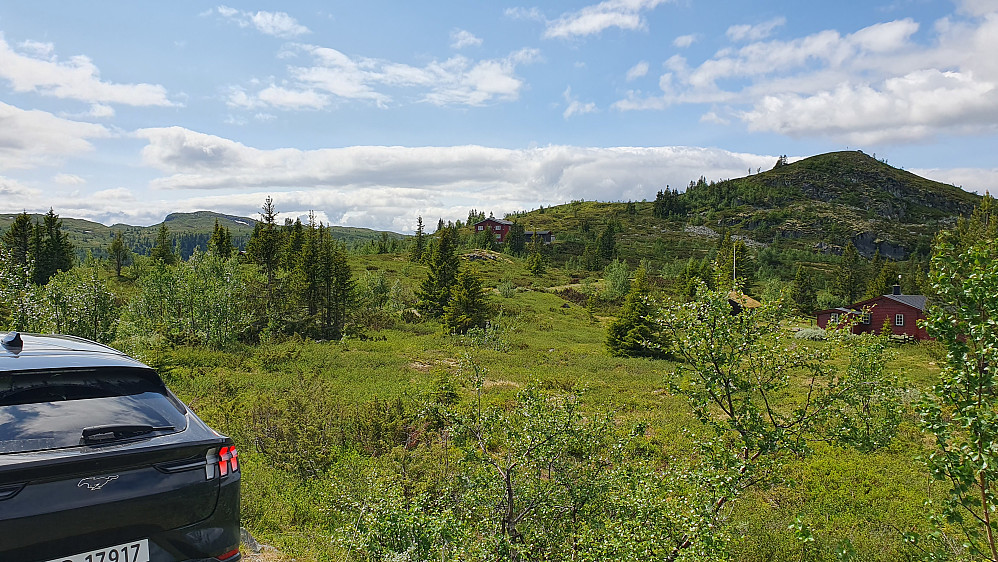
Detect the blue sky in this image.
<box><xmin>1</xmin><ymin>0</ymin><xmax>996</xmax><ymax>232</ymax></box>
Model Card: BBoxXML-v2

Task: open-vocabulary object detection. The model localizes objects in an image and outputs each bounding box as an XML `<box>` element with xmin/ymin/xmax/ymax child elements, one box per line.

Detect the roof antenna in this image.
<box><xmin>2</xmin><ymin>332</ymin><xmax>23</xmax><ymax>350</ymax></box>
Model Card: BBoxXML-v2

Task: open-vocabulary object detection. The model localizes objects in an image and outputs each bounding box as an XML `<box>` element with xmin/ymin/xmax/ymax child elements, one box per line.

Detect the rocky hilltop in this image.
<box><xmin>686</xmin><ymin>151</ymin><xmax>981</xmax><ymax>258</ymax></box>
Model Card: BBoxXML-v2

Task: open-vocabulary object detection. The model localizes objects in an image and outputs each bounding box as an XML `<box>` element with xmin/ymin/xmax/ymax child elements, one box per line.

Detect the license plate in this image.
<box><xmin>44</xmin><ymin>539</ymin><xmax>149</xmax><ymax>562</ymax></box>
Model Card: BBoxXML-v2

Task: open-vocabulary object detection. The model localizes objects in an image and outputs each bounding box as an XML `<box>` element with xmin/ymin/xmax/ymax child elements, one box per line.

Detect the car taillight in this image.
<box><xmin>205</xmin><ymin>446</ymin><xmax>240</xmax><ymax>480</ymax></box>
<box><xmin>216</xmin><ymin>547</ymin><xmax>240</xmax><ymax>561</ymax></box>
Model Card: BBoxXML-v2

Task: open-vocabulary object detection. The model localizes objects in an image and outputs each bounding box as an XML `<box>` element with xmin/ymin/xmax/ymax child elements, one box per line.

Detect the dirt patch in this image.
<box><xmin>484</xmin><ymin>379</ymin><xmax>521</xmax><ymax>389</ymax></box>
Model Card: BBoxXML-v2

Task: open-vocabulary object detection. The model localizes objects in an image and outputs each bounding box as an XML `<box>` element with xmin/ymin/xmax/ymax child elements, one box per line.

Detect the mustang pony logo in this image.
<box><xmin>78</xmin><ymin>475</ymin><xmax>119</xmax><ymax>490</ymax></box>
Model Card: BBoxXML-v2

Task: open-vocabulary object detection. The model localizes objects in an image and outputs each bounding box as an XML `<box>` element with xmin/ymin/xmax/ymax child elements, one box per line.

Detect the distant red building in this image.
<box><xmin>474</xmin><ymin>218</ymin><xmax>514</xmax><ymax>243</ymax></box>
<box><xmin>815</xmin><ymin>285</ymin><xmax>930</xmax><ymax>340</ymax></box>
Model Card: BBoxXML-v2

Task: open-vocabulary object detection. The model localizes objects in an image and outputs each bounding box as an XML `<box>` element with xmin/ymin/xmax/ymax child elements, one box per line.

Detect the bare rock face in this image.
<box><xmin>851</xmin><ymin>231</ymin><xmax>908</xmax><ymax>260</ymax></box>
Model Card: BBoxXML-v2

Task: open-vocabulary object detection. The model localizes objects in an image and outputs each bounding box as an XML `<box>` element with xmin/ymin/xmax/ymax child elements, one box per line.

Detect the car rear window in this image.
<box><xmin>0</xmin><ymin>367</ymin><xmax>188</xmax><ymax>454</ymax></box>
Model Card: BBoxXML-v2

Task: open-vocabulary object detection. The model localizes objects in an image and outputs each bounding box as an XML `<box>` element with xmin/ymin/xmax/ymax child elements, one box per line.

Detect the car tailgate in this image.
<box><xmin>0</xmin><ymin>439</ymin><xmax>227</xmax><ymax>557</ymax></box>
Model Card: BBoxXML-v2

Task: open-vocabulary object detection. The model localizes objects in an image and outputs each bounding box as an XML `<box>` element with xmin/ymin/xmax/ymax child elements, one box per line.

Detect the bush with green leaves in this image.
<box><xmin>602</xmin><ymin>258</ymin><xmax>630</xmax><ymax>301</ymax></box>
<box><xmin>655</xmin><ymin>285</ymin><xmax>903</xmax><ymax>558</ymax></box>
<box><xmin>918</xmin><ymin>195</ymin><xmax>998</xmax><ymax>561</ymax></box>
<box><xmin>46</xmin><ymin>266</ymin><xmax>119</xmax><ymax>343</ymax></box>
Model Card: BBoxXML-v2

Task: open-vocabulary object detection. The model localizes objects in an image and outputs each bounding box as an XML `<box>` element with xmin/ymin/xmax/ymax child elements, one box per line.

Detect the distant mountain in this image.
<box><xmin>681</xmin><ymin>150</ymin><xmax>980</xmax><ymax>258</ymax></box>
<box><xmin>500</xmin><ymin>150</ymin><xmax>981</xmax><ymax>265</ymax></box>
<box><xmin>0</xmin><ymin>210</ymin><xmax>406</xmax><ymax>260</ymax></box>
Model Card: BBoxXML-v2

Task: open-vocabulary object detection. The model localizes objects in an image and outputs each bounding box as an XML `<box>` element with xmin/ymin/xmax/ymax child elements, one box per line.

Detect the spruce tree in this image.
<box><xmin>410</xmin><ymin>216</ymin><xmax>426</xmax><ymax>262</ymax></box>
<box><xmin>606</xmin><ymin>267</ymin><xmax>669</xmax><ymax>357</ymax></box>
<box><xmin>442</xmin><ymin>266</ymin><xmax>491</xmax><ymax>334</ymax></box>
<box><xmin>790</xmin><ymin>265</ymin><xmax>816</xmax><ymax>315</ymax></box>
<box><xmin>714</xmin><ymin>235</ymin><xmax>752</xmax><ymax>291</ymax></box>
<box><xmin>246</xmin><ymin>197</ymin><xmax>282</xmax><ymax>309</ymax></box>
<box><xmin>208</xmin><ymin>219</ymin><xmax>234</xmax><ymax>258</ymax></box>
<box><xmin>2</xmin><ymin>212</ymin><xmax>33</xmax><ymax>270</ymax></box>
<box><xmin>417</xmin><ymin>225</ymin><xmax>460</xmax><ymax>317</ymax></box>
<box><xmin>317</xmin><ymin>227</ymin><xmax>353</xmax><ymax>339</ymax></box>
<box><xmin>33</xmin><ymin>209</ymin><xmax>74</xmax><ymax>284</ymax></box>
<box><xmin>150</xmin><ymin>223</ymin><xmax>177</xmax><ymax>265</ymax></box>
<box><xmin>833</xmin><ymin>242</ymin><xmax>863</xmax><ymax>305</ymax></box>
<box><xmin>109</xmin><ymin>231</ymin><xmax>130</xmax><ymax>277</ymax></box>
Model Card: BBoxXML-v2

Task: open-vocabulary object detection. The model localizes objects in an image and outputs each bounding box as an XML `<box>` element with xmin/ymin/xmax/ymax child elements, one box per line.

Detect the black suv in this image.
<box><xmin>0</xmin><ymin>332</ymin><xmax>240</xmax><ymax>562</ymax></box>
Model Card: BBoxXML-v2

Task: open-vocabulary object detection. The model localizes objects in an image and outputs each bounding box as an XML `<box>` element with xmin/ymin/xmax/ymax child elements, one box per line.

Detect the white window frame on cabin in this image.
<box><xmin>862</xmin><ymin>313</ymin><xmax>871</xmax><ymax>325</ymax></box>
<box><xmin>895</xmin><ymin>314</ymin><xmax>904</xmax><ymax>326</ymax></box>
<box><xmin>830</xmin><ymin>313</ymin><xmax>840</xmax><ymax>323</ymax></box>
<box><xmin>477</xmin><ymin>226</ymin><xmax>483</xmax><ymax>231</ymax></box>
<box><xmin>494</xmin><ymin>225</ymin><xmax>501</xmax><ymax>231</ymax></box>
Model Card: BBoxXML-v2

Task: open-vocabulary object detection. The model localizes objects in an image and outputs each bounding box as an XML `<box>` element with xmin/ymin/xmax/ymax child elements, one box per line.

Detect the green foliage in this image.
<box><xmin>150</xmin><ymin>222</ymin><xmax>177</xmax><ymax>265</ymax></box>
<box><xmin>676</xmin><ymin>257</ymin><xmax>715</xmax><ymax>300</ymax></box>
<box><xmin>714</xmin><ymin>234</ymin><xmax>753</xmax><ymax>291</ymax></box>
<box><xmin>454</xmin><ymin>377</ymin><xmax>615</xmax><ymax>561</ymax></box>
<box><xmin>108</xmin><ymin>231</ymin><xmax>131</xmax><ymax>277</ymax></box>
<box><xmin>120</xmin><ymin>251</ymin><xmax>243</xmax><ymax>347</ymax></box>
<box><xmin>606</xmin><ymin>267</ymin><xmax>670</xmax><ymax>358</ymax></box>
<box><xmin>526</xmin><ymin>247</ymin><xmax>545</xmax><ymax>275</ymax></box>
<box><xmin>820</xmin><ymin>330</ymin><xmax>903</xmax><ymax>453</ymax></box>
<box><xmin>0</xmin><ymin>247</ymin><xmax>45</xmax><ymax>332</ymax></box>
<box><xmin>602</xmin><ymin>258</ymin><xmax>630</xmax><ymax>301</ymax></box>
<box><xmin>442</xmin><ymin>266</ymin><xmax>491</xmax><ymax>335</ymax></box>
<box><xmin>791</xmin><ymin>265</ymin><xmax>817</xmax><ymax>315</ymax></box>
<box><xmin>410</xmin><ymin>215</ymin><xmax>427</xmax><ymax>262</ymax></box>
<box><xmin>656</xmin><ymin>287</ymin><xmax>903</xmax><ymax>557</ymax></box>
<box><xmin>32</xmin><ymin>208</ymin><xmax>75</xmax><ymax>284</ymax></box>
<box><xmin>46</xmin><ymin>266</ymin><xmax>119</xmax><ymax>343</ymax></box>
<box><xmin>208</xmin><ymin>219</ymin><xmax>234</xmax><ymax>259</ymax></box>
<box><xmin>2</xmin><ymin>212</ymin><xmax>32</xmax><ymax>270</ymax></box>
<box><xmin>417</xmin><ymin>226</ymin><xmax>460</xmax><ymax>317</ymax></box>
<box><xmin>833</xmin><ymin>242</ymin><xmax>864</xmax><ymax>305</ymax></box>
<box><xmin>919</xmin><ymin>194</ymin><xmax>998</xmax><ymax>560</ymax></box>
<box><xmin>652</xmin><ymin>187</ymin><xmax>686</xmax><ymax>219</ymax></box>
<box><xmin>245</xmin><ymin>197</ymin><xmax>281</xmax><ymax>309</ymax></box>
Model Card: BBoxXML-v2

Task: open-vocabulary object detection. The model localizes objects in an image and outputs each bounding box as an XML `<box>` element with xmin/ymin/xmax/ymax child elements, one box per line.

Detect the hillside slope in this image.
<box><xmin>0</xmin><ymin>210</ymin><xmax>405</xmax><ymax>259</ymax></box>
<box><xmin>684</xmin><ymin>151</ymin><xmax>979</xmax><ymax>258</ymax></box>
<box><xmin>506</xmin><ymin>151</ymin><xmax>981</xmax><ymax>261</ymax></box>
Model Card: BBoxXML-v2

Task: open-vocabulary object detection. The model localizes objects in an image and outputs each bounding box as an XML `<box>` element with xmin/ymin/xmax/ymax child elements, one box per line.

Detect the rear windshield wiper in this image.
<box><xmin>81</xmin><ymin>424</ymin><xmax>176</xmax><ymax>444</ymax></box>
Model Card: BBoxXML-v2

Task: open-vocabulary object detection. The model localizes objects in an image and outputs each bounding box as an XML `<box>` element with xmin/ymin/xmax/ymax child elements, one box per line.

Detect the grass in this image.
<box><xmin>140</xmin><ymin>274</ymin><xmax>945</xmax><ymax>561</ymax></box>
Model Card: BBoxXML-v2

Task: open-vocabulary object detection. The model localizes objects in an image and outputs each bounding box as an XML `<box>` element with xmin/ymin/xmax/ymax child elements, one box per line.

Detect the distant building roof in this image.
<box><xmin>883</xmin><ymin>294</ymin><xmax>927</xmax><ymax>311</ymax></box>
<box><xmin>524</xmin><ymin>230</ymin><xmax>552</xmax><ymax>235</ymax></box>
<box><xmin>474</xmin><ymin>218</ymin><xmax>514</xmax><ymax>226</ymax></box>
<box><xmin>727</xmin><ymin>291</ymin><xmax>762</xmax><ymax>309</ymax></box>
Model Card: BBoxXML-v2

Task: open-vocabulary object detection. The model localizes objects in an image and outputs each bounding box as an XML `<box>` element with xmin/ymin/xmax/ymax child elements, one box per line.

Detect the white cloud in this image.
<box><xmin>233</xmin><ymin>45</ymin><xmax>539</xmax><ymax>109</ymax></box>
<box><xmin>700</xmin><ymin>111</ymin><xmax>730</xmax><ymax>125</ymax></box>
<box><xmin>216</xmin><ymin>6</ymin><xmax>310</xmax><ymax>38</ymax></box>
<box><xmin>129</xmin><ymin>126</ymin><xmax>777</xmax><ymax>230</ymax></box>
<box><xmin>504</xmin><ymin>7</ymin><xmax>544</xmax><ymax>21</ymax></box>
<box><xmin>0</xmin><ymin>176</ymin><xmax>42</xmax><ymax>209</ymax></box>
<box><xmin>726</xmin><ymin>16</ymin><xmax>787</xmax><ymax>42</ymax></box>
<box><xmin>53</xmin><ymin>173</ymin><xmax>86</xmax><ymax>185</ymax></box>
<box><xmin>0</xmin><ymin>102</ymin><xmax>110</xmax><ymax>169</ymax></box>
<box><xmin>910</xmin><ymin>166</ymin><xmax>998</xmax><ymax>195</ymax></box>
<box><xmin>87</xmin><ymin>103</ymin><xmax>115</xmax><ymax>118</ymax></box>
<box><xmin>673</xmin><ymin>34</ymin><xmax>697</xmax><ymax>48</ymax></box>
<box><xmin>18</xmin><ymin>40</ymin><xmax>54</xmax><ymax>59</ymax></box>
<box><xmin>451</xmin><ymin>29</ymin><xmax>483</xmax><ymax>49</ymax></box>
<box><xmin>614</xmin><ymin>12</ymin><xmax>998</xmax><ymax>144</ymax></box>
<box><xmin>0</xmin><ymin>33</ymin><xmax>174</xmax><ymax>107</ymax></box>
<box><xmin>543</xmin><ymin>0</ymin><xmax>672</xmax><ymax>39</ymax></box>
<box><xmin>957</xmin><ymin>0</ymin><xmax>998</xmax><ymax>17</ymax></box>
<box><xmin>626</xmin><ymin>61</ymin><xmax>649</xmax><ymax>81</ymax></box>
<box><xmin>562</xmin><ymin>87</ymin><xmax>597</xmax><ymax>118</ymax></box>
<box><xmin>257</xmin><ymin>85</ymin><xmax>330</xmax><ymax>110</ymax></box>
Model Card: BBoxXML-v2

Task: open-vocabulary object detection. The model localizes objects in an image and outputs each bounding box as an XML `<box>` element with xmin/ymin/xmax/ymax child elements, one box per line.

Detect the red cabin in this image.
<box><xmin>815</xmin><ymin>285</ymin><xmax>930</xmax><ymax>340</ymax></box>
<box><xmin>474</xmin><ymin>218</ymin><xmax>514</xmax><ymax>243</ymax></box>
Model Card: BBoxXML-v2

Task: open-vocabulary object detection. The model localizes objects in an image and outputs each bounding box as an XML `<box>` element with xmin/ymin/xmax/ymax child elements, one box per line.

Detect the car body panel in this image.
<box><xmin>0</xmin><ymin>332</ymin><xmax>241</xmax><ymax>562</ymax></box>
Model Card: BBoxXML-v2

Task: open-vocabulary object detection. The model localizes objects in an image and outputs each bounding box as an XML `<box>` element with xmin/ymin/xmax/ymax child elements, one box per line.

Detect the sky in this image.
<box><xmin>0</xmin><ymin>0</ymin><xmax>996</xmax><ymax>233</ymax></box>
